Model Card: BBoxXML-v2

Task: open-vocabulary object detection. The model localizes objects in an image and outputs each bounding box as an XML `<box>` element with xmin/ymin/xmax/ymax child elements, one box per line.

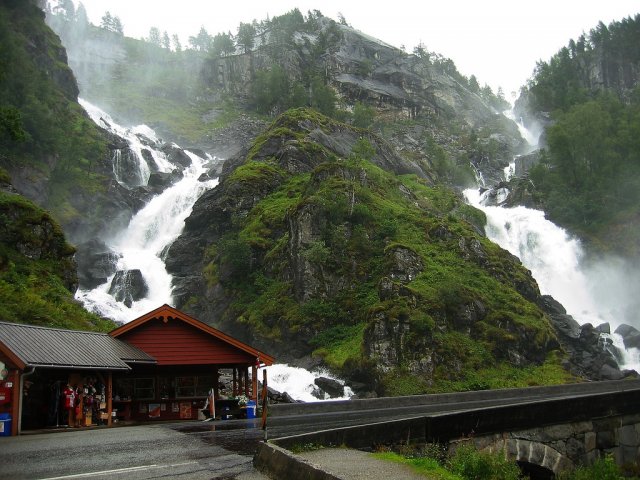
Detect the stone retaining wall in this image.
<box><xmin>467</xmin><ymin>413</ymin><xmax>640</xmax><ymax>474</ymax></box>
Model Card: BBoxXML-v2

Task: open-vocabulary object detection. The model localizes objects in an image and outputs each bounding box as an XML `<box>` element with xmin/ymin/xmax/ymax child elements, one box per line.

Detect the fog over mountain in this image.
<box><xmin>73</xmin><ymin>0</ymin><xmax>639</xmax><ymax>97</ymax></box>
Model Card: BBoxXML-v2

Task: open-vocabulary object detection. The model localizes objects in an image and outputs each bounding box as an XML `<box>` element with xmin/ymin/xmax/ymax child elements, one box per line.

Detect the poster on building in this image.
<box><xmin>179</xmin><ymin>402</ymin><xmax>192</xmax><ymax>419</ymax></box>
<box><xmin>148</xmin><ymin>403</ymin><xmax>161</xmax><ymax>418</ymax></box>
<box><xmin>171</xmin><ymin>402</ymin><xmax>179</xmax><ymax>413</ymax></box>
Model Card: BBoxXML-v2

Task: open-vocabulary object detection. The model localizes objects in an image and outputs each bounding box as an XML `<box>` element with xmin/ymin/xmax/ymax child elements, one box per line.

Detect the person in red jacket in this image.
<box><xmin>62</xmin><ymin>384</ymin><xmax>75</xmax><ymax>427</ymax></box>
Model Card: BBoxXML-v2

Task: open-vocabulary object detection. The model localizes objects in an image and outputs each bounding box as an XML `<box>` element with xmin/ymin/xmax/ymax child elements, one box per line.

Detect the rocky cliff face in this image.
<box><xmin>206</xmin><ymin>19</ymin><xmax>499</xmax><ymax>127</ymax></box>
<box><xmin>0</xmin><ymin>2</ymin><xmax>145</xmax><ymax>245</ymax></box>
<box><xmin>166</xmin><ymin>108</ymin><xmax>623</xmax><ymax>394</ymax></box>
<box><xmin>202</xmin><ymin>17</ymin><xmax>524</xmax><ymax>186</ymax></box>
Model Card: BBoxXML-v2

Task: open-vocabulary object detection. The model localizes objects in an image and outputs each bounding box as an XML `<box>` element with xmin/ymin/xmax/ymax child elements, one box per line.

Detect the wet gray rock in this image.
<box><xmin>541</xmin><ymin>295</ymin><xmax>630</xmax><ymax>381</ymax></box>
<box><xmin>314</xmin><ymin>377</ymin><xmax>345</xmax><ymax>398</ymax></box>
<box><xmin>387</xmin><ymin>246</ymin><xmax>423</xmax><ymax>283</ymax></box>
<box><xmin>614</xmin><ymin>324</ymin><xmax>640</xmax><ymax>350</ymax></box>
<box><xmin>147</xmin><ymin>170</ymin><xmax>184</xmax><ymax>194</ymax></box>
<box><xmin>108</xmin><ymin>269</ymin><xmax>148</xmax><ymax>308</ymax></box>
<box><xmin>161</xmin><ymin>144</ymin><xmax>192</xmax><ymax>169</ymax></box>
<box><xmin>75</xmin><ymin>238</ymin><xmax>120</xmax><ymax>289</ymax></box>
<box><xmin>514</xmin><ymin>151</ymin><xmax>541</xmax><ymax>177</ymax></box>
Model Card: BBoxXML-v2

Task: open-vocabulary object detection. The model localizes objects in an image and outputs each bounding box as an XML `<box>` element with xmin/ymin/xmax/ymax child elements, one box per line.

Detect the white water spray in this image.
<box><xmin>464</xmin><ymin>189</ymin><xmax>602</xmax><ymax>323</ymax></box>
<box><xmin>265</xmin><ymin>364</ymin><xmax>353</xmax><ymax>402</ymax></box>
<box><xmin>503</xmin><ymin>109</ymin><xmax>542</xmax><ymax>150</ymax></box>
<box><xmin>75</xmin><ymin>100</ymin><xmax>218</xmax><ymax>323</ymax></box>
<box><xmin>466</xmin><ymin>110</ymin><xmax>640</xmax><ymax>372</ymax></box>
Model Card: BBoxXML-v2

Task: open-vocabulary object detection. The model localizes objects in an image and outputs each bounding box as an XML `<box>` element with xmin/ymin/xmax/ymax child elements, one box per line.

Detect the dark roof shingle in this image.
<box><xmin>0</xmin><ymin>322</ymin><xmax>155</xmax><ymax>370</ymax></box>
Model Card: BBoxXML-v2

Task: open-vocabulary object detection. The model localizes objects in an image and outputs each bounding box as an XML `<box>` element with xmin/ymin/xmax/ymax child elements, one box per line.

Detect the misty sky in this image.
<box><xmin>75</xmin><ymin>0</ymin><xmax>638</xmax><ymax>99</ymax></box>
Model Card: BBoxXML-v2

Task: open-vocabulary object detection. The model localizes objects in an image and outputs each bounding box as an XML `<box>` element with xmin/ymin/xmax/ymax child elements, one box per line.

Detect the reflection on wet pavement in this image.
<box><xmin>172</xmin><ymin>418</ymin><xmax>265</xmax><ymax>456</ymax></box>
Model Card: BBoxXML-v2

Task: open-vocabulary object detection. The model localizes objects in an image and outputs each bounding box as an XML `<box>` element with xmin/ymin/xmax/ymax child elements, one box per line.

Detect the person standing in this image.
<box><xmin>62</xmin><ymin>384</ymin><xmax>75</xmax><ymax>427</ymax></box>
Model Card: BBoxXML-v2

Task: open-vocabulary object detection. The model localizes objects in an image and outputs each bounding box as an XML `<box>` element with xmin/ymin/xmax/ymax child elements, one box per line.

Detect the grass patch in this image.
<box><xmin>373</xmin><ymin>451</ymin><xmax>460</xmax><ymax>479</ymax></box>
<box><xmin>311</xmin><ymin>323</ymin><xmax>367</xmax><ymax>369</ymax></box>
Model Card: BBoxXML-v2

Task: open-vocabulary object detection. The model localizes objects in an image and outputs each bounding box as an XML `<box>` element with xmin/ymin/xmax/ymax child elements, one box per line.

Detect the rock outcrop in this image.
<box><xmin>614</xmin><ymin>324</ymin><xmax>640</xmax><ymax>350</ymax></box>
<box><xmin>108</xmin><ymin>269</ymin><xmax>149</xmax><ymax>308</ymax></box>
<box><xmin>0</xmin><ymin>170</ymin><xmax>113</xmax><ymax>330</ymax></box>
<box><xmin>202</xmin><ymin>16</ymin><xmax>525</xmax><ymax>184</ymax></box>
<box><xmin>540</xmin><ymin>296</ymin><xmax>633</xmax><ymax>381</ymax></box>
<box><xmin>166</xmin><ymin>108</ymin><xmax>621</xmax><ymax>393</ymax></box>
<box><xmin>75</xmin><ymin>238</ymin><xmax>120</xmax><ymax>289</ymax></box>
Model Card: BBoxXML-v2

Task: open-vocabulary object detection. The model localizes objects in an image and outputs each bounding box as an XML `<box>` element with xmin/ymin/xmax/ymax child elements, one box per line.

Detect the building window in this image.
<box><xmin>158</xmin><ymin>376</ymin><xmax>174</xmax><ymax>399</ymax></box>
<box><xmin>134</xmin><ymin>378</ymin><xmax>155</xmax><ymax>400</ymax></box>
<box><xmin>175</xmin><ymin>375</ymin><xmax>214</xmax><ymax>398</ymax></box>
<box><xmin>114</xmin><ymin>378</ymin><xmax>132</xmax><ymax>401</ymax></box>
<box><xmin>175</xmin><ymin>376</ymin><xmax>195</xmax><ymax>397</ymax></box>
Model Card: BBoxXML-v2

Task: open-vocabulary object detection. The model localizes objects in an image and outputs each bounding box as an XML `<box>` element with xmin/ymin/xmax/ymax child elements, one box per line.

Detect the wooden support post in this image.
<box><xmin>251</xmin><ymin>365</ymin><xmax>258</xmax><ymax>403</ymax></box>
<box><xmin>106</xmin><ymin>373</ymin><xmax>113</xmax><ymax>427</ymax></box>
<box><xmin>232</xmin><ymin>367</ymin><xmax>237</xmax><ymax>396</ymax></box>
<box><xmin>260</xmin><ymin>369</ymin><xmax>268</xmax><ymax>431</ymax></box>
<box><xmin>213</xmin><ymin>367</ymin><xmax>219</xmax><ymax>400</ymax></box>
<box><xmin>244</xmin><ymin>367</ymin><xmax>250</xmax><ymax>396</ymax></box>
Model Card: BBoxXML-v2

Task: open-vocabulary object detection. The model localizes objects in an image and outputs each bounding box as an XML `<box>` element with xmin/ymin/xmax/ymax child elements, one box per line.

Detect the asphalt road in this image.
<box><xmin>3</xmin><ymin>380</ymin><xmax>639</xmax><ymax>479</ymax></box>
<box><xmin>0</xmin><ymin>420</ymin><xmax>268</xmax><ymax>480</ymax></box>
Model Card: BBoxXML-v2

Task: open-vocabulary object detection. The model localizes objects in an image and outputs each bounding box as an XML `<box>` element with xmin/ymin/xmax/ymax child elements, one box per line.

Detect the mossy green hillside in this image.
<box><xmin>0</xmin><ymin>188</ymin><xmax>115</xmax><ymax>331</ymax></box>
<box><xmin>204</xmin><ymin>108</ymin><xmax>565</xmax><ymax>393</ymax></box>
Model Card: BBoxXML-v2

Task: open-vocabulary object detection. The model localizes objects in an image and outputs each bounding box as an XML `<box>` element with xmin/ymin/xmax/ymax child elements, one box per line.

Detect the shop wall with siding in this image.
<box><xmin>118</xmin><ymin>318</ymin><xmax>254</xmax><ymax>365</ymax></box>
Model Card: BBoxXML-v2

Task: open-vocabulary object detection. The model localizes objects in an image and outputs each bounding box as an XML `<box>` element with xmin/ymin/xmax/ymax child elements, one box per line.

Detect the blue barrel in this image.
<box><xmin>246</xmin><ymin>400</ymin><xmax>256</xmax><ymax>419</ymax></box>
<box><xmin>0</xmin><ymin>413</ymin><xmax>12</xmax><ymax>436</ymax></box>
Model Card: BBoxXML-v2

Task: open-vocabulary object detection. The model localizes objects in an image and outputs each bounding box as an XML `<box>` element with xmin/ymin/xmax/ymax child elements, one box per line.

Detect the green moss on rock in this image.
<box><xmin>0</xmin><ymin>190</ymin><xmax>115</xmax><ymax>331</ymax></box>
<box><xmin>187</xmin><ymin>108</ymin><xmax>572</xmax><ymax>392</ymax></box>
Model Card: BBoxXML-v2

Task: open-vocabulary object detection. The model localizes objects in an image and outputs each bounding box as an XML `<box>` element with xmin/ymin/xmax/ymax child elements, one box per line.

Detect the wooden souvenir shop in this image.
<box><xmin>0</xmin><ymin>305</ymin><xmax>274</xmax><ymax>436</ymax></box>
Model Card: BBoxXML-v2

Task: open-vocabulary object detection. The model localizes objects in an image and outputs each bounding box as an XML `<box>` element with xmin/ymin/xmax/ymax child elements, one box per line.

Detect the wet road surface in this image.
<box><xmin>0</xmin><ymin>419</ymin><xmax>268</xmax><ymax>480</ymax></box>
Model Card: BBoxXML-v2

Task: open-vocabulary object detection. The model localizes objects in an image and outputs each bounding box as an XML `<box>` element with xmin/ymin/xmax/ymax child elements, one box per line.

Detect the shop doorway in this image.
<box><xmin>21</xmin><ymin>370</ymin><xmax>110</xmax><ymax>431</ymax></box>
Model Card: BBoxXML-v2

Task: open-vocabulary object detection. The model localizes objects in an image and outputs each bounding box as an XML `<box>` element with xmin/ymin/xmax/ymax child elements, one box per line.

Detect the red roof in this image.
<box><xmin>110</xmin><ymin>305</ymin><xmax>274</xmax><ymax>366</ymax></box>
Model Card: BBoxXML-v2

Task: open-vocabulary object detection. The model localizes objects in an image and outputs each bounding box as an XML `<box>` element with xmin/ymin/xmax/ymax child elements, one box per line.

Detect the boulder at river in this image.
<box><xmin>108</xmin><ymin>269</ymin><xmax>149</xmax><ymax>308</ymax></box>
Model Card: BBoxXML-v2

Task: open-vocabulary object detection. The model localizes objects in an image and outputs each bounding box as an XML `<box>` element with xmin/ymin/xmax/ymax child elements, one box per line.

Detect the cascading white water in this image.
<box><xmin>465</xmin><ymin>110</ymin><xmax>640</xmax><ymax>372</ymax></box>
<box><xmin>79</xmin><ymin>100</ymin><xmax>171</xmax><ymax>187</ymax></box>
<box><xmin>503</xmin><ymin>161</ymin><xmax>515</xmax><ymax>182</ymax></box>
<box><xmin>265</xmin><ymin>364</ymin><xmax>353</xmax><ymax>402</ymax></box>
<box><xmin>75</xmin><ymin>100</ymin><xmax>218</xmax><ymax>323</ymax></box>
<box><xmin>464</xmin><ymin>189</ymin><xmax>602</xmax><ymax>322</ymax></box>
<box><xmin>503</xmin><ymin>109</ymin><xmax>542</xmax><ymax>150</ymax></box>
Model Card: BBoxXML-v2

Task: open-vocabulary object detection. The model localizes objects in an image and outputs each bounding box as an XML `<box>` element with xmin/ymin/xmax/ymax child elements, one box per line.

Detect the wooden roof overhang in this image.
<box><xmin>110</xmin><ymin>304</ymin><xmax>275</xmax><ymax>367</ymax></box>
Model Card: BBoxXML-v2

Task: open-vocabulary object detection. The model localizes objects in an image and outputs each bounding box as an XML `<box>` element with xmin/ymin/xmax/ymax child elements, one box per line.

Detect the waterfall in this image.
<box><xmin>503</xmin><ymin>109</ymin><xmax>542</xmax><ymax>151</ymax></box>
<box><xmin>464</xmin><ymin>189</ymin><xmax>602</xmax><ymax>321</ymax></box>
<box><xmin>465</xmin><ymin>110</ymin><xmax>640</xmax><ymax>373</ymax></box>
<box><xmin>265</xmin><ymin>365</ymin><xmax>354</xmax><ymax>402</ymax></box>
<box><xmin>75</xmin><ymin>99</ymin><xmax>218</xmax><ymax>323</ymax></box>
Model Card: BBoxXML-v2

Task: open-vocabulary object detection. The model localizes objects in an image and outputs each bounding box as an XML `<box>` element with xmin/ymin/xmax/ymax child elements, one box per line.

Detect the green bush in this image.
<box><xmin>448</xmin><ymin>444</ymin><xmax>522</xmax><ymax>480</ymax></box>
<box><xmin>558</xmin><ymin>456</ymin><xmax>626</xmax><ymax>480</ymax></box>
